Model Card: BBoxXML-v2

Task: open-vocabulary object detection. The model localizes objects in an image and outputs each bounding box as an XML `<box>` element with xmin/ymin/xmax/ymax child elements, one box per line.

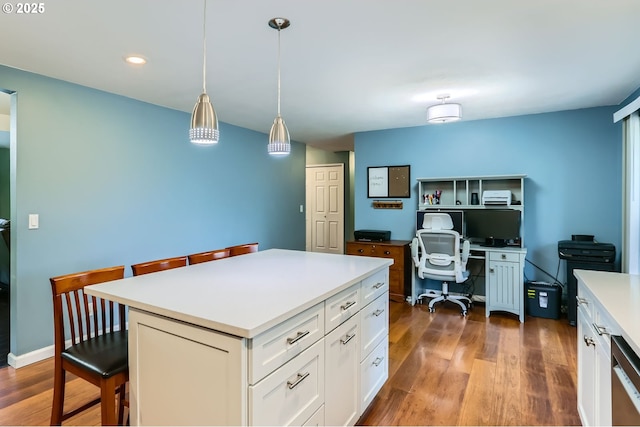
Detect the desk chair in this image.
<box><xmin>188</xmin><ymin>248</ymin><xmax>231</xmax><ymax>265</ymax></box>
<box><xmin>131</xmin><ymin>255</ymin><xmax>187</xmax><ymax>276</ymax></box>
<box><xmin>228</xmin><ymin>242</ymin><xmax>259</xmax><ymax>257</ymax></box>
<box><xmin>412</xmin><ymin>213</ymin><xmax>471</xmax><ymax>316</ymax></box>
<box><xmin>49</xmin><ymin>266</ymin><xmax>128</xmax><ymax>426</ymax></box>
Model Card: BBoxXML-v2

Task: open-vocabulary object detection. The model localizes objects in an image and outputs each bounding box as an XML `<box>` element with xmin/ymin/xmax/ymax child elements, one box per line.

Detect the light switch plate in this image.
<box><xmin>28</xmin><ymin>214</ymin><xmax>39</xmax><ymax>229</ymax></box>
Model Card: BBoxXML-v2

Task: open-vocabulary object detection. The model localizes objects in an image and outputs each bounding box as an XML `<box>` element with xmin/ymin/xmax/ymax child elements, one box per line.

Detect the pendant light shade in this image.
<box><xmin>267</xmin><ymin>17</ymin><xmax>291</xmax><ymax>156</ymax></box>
<box><xmin>189</xmin><ymin>0</ymin><xmax>219</xmax><ymax>145</ymax></box>
<box><xmin>427</xmin><ymin>95</ymin><xmax>462</xmax><ymax>123</ymax></box>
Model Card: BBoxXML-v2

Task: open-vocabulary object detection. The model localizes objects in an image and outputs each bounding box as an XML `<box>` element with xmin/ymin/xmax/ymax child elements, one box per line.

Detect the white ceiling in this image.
<box><xmin>1</xmin><ymin>0</ymin><xmax>639</xmax><ymax>152</ymax></box>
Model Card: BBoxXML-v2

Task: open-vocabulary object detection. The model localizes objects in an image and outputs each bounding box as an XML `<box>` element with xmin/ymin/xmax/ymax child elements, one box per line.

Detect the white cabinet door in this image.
<box><xmin>325</xmin><ymin>314</ymin><xmax>360</xmax><ymax>426</ymax></box>
<box><xmin>486</xmin><ymin>251</ymin><xmax>524</xmax><ymax>322</ymax></box>
<box><xmin>129</xmin><ymin>309</ymin><xmax>246</xmax><ymax>426</ymax></box>
<box><xmin>359</xmin><ymin>337</ymin><xmax>388</xmax><ymax>414</ymax></box>
<box><xmin>360</xmin><ymin>293</ymin><xmax>388</xmax><ymax>361</ymax></box>
<box><xmin>577</xmin><ymin>307</ymin><xmax>596</xmax><ymax>427</ymax></box>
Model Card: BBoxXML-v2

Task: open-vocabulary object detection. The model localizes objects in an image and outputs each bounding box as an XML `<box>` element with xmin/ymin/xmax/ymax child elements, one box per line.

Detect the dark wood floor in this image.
<box><xmin>358</xmin><ymin>300</ymin><xmax>580</xmax><ymax>426</ymax></box>
<box><xmin>0</xmin><ymin>300</ymin><xmax>580</xmax><ymax>426</ymax></box>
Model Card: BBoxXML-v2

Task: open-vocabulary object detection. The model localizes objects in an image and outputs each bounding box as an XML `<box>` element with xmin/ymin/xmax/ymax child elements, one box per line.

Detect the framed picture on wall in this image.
<box><xmin>367</xmin><ymin>165</ymin><xmax>410</xmax><ymax>198</ymax></box>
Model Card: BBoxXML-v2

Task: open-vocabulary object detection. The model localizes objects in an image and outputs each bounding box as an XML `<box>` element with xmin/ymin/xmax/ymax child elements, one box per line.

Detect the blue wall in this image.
<box><xmin>0</xmin><ymin>65</ymin><xmax>306</xmax><ymax>358</ymax></box>
<box><xmin>354</xmin><ymin>107</ymin><xmax>622</xmax><ymax>288</ymax></box>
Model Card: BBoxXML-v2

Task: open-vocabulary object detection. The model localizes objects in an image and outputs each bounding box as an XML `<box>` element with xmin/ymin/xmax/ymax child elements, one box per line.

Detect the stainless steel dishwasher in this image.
<box><xmin>611</xmin><ymin>335</ymin><xmax>640</xmax><ymax>425</ymax></box>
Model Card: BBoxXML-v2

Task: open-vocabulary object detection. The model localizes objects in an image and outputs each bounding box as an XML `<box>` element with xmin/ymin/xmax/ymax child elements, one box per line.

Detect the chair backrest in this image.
<box><xmin>421</xmin><ymin>212</ymin><xmax>454</xmax><ymax>231</ymax></box>
<box><xmin>50</xmin><ymin>265</ymin><xmax>126</xmax><ymax>350</ymax></box>
<box><xmin>414</xmin><ymin>221</ymin><xmax>469</xmax><ymax>283</ymax></box>
<box><xmin>188</xmin><ymin>248</ymin><xmax>231</xmax><ymax>265</ymax></box>
<box><xmin>131</xmin><ymin>256</ymin><xmax>187</xmax><ymax>276</ymax></box>
<box><xmin>228</xmin><ymin>242</ymin><xmax>259</xmax><ymax>257</ymax></box>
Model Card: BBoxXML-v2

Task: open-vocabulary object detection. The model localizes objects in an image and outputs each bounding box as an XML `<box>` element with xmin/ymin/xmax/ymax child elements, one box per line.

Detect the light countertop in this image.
<box><xmin>574</xmin><ymin>269</ymin><xmax>640</xmax><ymax>356</ymax></box>
<box><xmin>85</xmin><ymin>249</ymin><xmax>392</xmax><ymax>339</ymax></box>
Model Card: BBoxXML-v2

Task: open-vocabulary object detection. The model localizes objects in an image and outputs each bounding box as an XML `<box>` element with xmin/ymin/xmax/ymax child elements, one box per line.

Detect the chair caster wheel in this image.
<box><xmin>461</xmin><ymin>310</ymin><xmax>468</xmax><ymax>317</ymax></box>
<box><xmin>429</xmin><ymin>307</ymin><xmax>435</xmax><ymax>313</ymax></box>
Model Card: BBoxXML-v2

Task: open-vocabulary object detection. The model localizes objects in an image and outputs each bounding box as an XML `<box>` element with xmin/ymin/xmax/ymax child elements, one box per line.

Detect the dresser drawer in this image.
<box><xmin>347</xmin><ymin>243</ymin><xmax>401</xmax><ymax>262</ymax></box>
<box><xmin>250</xmin><ymin>303</ymin><xmax>324</xmax><ymax>384</ymax></box>
<box><xmin>488</xmin><ymin>251</ymin><xmax>520</xmax><ymax>263</ymax></box>
<box><xmin>361</xmin><ymin>269</ymin><xmax>388</xmax><ymax>306</ymax></box>
<box><xmin>325</xmin><ymin>283</ymin><xmax>360</xmax><ymax>333</ymax></box>
<box><xmin>250</xmin><ymin>339</ymin><xmax>325</xmax><ymax>426</ymax></box>
<box><xmin>360</xmin><ymin>292</ymin><xmax>388</xmax><ymax>360</ymax></box>
<box><xmin>359</xmin><ymin>337</ymin><xmax>388</xmax><ymax>414</ymax></box>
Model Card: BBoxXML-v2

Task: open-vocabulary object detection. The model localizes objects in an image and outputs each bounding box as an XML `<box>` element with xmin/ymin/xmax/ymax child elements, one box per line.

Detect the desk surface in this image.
<box><xmin>469</xmin><ymin>244</ymin><xmax>527</xmax><ymax>254</ymax></box>
<box><xmin>85</xmin><ymin>249</ymin><xmax>392</xmax><ymax>339</ymax></box>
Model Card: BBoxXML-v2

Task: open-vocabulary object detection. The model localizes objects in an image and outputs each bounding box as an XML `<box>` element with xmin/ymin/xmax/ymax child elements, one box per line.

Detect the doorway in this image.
<box><xmin>0</xmin><ymin>91</ymin><xmax>11</xmax><ymax>367</ymax></box>
<box><xmin>305</xmin><ymin>164</ymin><xmax>345</xmax><ymax>254</ymax></box>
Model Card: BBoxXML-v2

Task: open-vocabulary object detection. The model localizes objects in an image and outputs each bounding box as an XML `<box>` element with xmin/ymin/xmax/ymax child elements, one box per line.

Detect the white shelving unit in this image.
<box><xmin>417</xmin><ymin>174</ymin><xmax>525</xmax><ymax>210</ymax></box>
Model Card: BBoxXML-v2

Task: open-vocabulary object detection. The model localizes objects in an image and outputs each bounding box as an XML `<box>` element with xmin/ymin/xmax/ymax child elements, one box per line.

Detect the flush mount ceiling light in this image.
<box><xmin>427</xmin><ymin>95</ymin><xmax>462</xmax><ymax>123</ymax></box>
<box><xmin>189</xmin><ymin>0</ymin><xmax>219</xmax><ymax>145</ymax></box>
<box><xmin>267</xmin><ymin>17</ymin><xmax>291</xmax><ymax>156</ymax></box>
<box><xmin>124</xmin><ymin>55</ymin><xmax>147</xmax><ymax>65</ymax></box>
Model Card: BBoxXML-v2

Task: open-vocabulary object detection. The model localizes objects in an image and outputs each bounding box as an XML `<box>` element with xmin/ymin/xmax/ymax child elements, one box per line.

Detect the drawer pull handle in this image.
<box><xmin>287</xmin><ymin>372</ymin><xmax>310</xmax><ymax>390</ymax></box>
<box><xmin>340</xmin><ymin>333</ymin><xmax>356</xmax><ymax>345</ymax></box>
<box><xmin>583</xmin><ymin>335</ymin><xmax>595</xmax><ymax>347</ymax></box>
<box><xmin>373</xmin><ymin>282</ymin><xmax>384</xmax><ymax>289</ymax></box>
<box><xmin>341</xmin><ymin>301</ymin><xmax>356</xmax><ymax>311</ymax></box>
<box><xmin>576</xmin><ymin>296</ymin><xmax>589</xmax><ymax>306</ymax></box>
<box><xmin>373</xmin><ymin>309</ymin><xmax>384</xmax><ymax>317</ymax></box>
<box><xmin>357</xmin><ymin>249</ymin><xmax>364</xmax><ymax>253</ymax></box>
<box><xmin>501</xmin><ymin>254</ymin><xmax>506</xmax><ymax>260</ymax></box>
<box><xmin>593</xmin><ymin>323</ymin><xmax>610</xmax><ymax>336</ymax></box>
<box><xmin>384</xmin><ymin>250</ymin><xmax>391</xmax><ymax>255</ymax></box>
<box><xmin>373</xmin><ymin>356</ymin><xmax>384</xmax><ymax>367</ymax></box>
<box><xmin>287</xmin><ymin>330</ymin><xmax>310</xmax><ymax>345</ymax></box>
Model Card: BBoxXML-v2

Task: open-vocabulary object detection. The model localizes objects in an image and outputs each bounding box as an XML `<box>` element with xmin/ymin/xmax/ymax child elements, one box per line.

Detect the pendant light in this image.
<box><xmin>427</xmin><ymin>95</ymin><xmax>462</xmax><ymax>123</ymax></box>
<box><xmin>267</xmin><ymin>17</ymin><xmax>291</xmax><ymax>156</ymax></box>
<box><xmin>189</xmin><ymin>0</ymin><xmax>219</xmax><ymax>144</ymax></box>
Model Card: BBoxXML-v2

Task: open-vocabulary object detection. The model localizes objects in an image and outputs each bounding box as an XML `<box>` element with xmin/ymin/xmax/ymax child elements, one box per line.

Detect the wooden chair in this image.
<box><xmin>49</xmin><ymin>265</ymin><xmax>128</xmax><ymax>426</ymax></box>
<box><xmin>188</xmin><ymin>248</ymin><xmax>230</xmax><ymax>265</ymax></box>
<box><xmin>131</xmin><ymin>255</ymin><xmax>187</xmax><ymax>276</ymax></box>
<box><xmin>228</xmin><ymin>242</ymin><xmax>259</xmax><ymax>257</ymax></box>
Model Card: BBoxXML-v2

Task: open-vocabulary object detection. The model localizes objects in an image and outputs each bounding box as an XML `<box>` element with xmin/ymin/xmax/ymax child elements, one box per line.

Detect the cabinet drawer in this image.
<box><xmin>347</xmin><ymin>243</ymin><xmax>402</xmax><ymax>261</ymax></box>
<box><xmin>250</xmin><ymin>303</ymin><xmax>324</xmax><ymax>384</ymax></box>
<box><xmin>361</xmin><ymin>269</ymin><xmax>388</xmax><ymax>306</ymax></box>
<box><xmin>360</xmin><ymin>337</ymin><xmax>388</xmax><ymax>414</ymax></box>
<box><xmin>325</xmin><ymin>283</ymin><xmax>360</xmax><ymax>333</ymax></box>
<box><xmin>250</xmin><ymin>339</ymin><xmax>325</xmax><ymax>426</ymax></box>
<box><xmin>360</xmin><ymin>293</ymin><xmax>389</xmax><ymax>360</ymax></box>
<box><xmin>488</xmin><ymin>251</ymin><xmax>520</xmax><ymax>263</ymax></box>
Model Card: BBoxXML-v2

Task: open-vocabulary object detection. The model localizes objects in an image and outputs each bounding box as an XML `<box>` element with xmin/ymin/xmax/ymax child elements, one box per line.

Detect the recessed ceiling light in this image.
<box><xmin>124</xmin><ymin>55</ymin><xmax>147</xmax><ymax>65</ymax></box>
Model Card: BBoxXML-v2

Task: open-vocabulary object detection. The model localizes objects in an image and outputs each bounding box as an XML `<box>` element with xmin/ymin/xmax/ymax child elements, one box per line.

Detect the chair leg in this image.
<box><xmin>117</xmin><ymin>383</ymin><xmax>126</xmax><ymax>426</ymax></box>
<box><xmin>50</xmin><ymin>364</ymin><xmax>65</xmax><ymax>426</ymax></box>
<box><xmin>100</xmin><ymin>377</ymin><xmax>118</xmax><ymax>426</ymax></box>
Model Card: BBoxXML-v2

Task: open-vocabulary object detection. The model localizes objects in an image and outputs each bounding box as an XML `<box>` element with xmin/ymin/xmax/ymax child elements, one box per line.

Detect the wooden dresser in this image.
<box><xmin>346</xmin><ymin>240</ymin><xmax>411</xmax><ymax>303</ymax></box>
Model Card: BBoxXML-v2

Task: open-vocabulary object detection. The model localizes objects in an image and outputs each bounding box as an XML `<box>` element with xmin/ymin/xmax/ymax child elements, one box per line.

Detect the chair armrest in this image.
<box><xmin>411</xmin><ymin>237</ymin><xmax>420</xmax><ymax>267</ymax></box>
<box><xmin>460</xmin><ymin>239</ymin><xmax>470</xmax><ymax>269</ymax></box>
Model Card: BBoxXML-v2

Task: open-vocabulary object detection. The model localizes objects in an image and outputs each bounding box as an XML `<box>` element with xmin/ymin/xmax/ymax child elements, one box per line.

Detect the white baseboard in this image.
<box><xmin>7</xmin><ymin>345</ymin><xmax>54</xmax><ymax>369</ymax></box>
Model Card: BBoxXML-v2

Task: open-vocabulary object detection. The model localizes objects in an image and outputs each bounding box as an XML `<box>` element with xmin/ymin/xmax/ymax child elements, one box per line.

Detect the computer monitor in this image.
<box><xmin>465</xmin><ymin>209</ymin><xmax>521</xmax><ymax>247</ymax></box>
<box><xmin>416</xmin><ymin>210</ymin><xmax>464</xmax><ymax>235</ymax></box>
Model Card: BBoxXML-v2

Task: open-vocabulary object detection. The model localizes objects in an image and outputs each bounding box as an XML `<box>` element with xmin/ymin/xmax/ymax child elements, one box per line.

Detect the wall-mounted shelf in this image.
<box><xmin>372</xmin><ymin>200</ymin><xmax>403</xmax><ymax>209</ymax></box>
<box><xmin>417</xmin><ymin>175</ymin><xmax>525</xmax><ymax>210</ymax></box>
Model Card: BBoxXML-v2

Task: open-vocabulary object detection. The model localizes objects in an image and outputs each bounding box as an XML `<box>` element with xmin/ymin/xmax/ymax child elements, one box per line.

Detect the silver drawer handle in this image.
<box><xmin>372</xmin><ymin>356</ymin><xmax>384</xmax><ymax>367</ymax></box>
<box><xmin>583</xmin><ymin>335</ymin><xmax>595</xmax><ymax>347</ymax></box>
<box><xmin>340</xmin><ymin>333</ymin><xmax>356</xmax><ymax>345</ymax></box>
<box><xmin>576</xmin><ymin>296</ymin><xmax>588</xmax><ymax>305</ymax></box>
<box><xmin>373</xmin><ymin>309</ymin><xmax>384</xmax><ymax>317</ymax></box>
<box><xmin>287</xmin><ymin>372</ymin><xmax>310</xmax><ymax>390</ymax></box>
<box><xmin>373</xmin><ymin>282</ymin><xmax>384</xmax><ymax>289</ymax></box>
<box><xmin>341</xmin><ymin>301</ymin><xmax>356</xmax><ymax>311</ymax></box>
<box><xmin>593</xmin><ymin>323</ymin><xmax>610</xmax><ymax>336</ymax></box>
<box><xmin>287</xmin><ymin>330</ymin><xmax>310</xmax><ymax>345</ymax></box>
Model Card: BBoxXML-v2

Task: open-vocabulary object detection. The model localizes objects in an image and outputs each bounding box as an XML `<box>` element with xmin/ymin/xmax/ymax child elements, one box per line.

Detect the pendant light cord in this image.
<box><xmin>202</xmin><ymin>0</ymin><xmax>207</xmax><ymax>93</ymax></box>
<box><xmin>277</xmin><ymin>26</ymin><xmax>281</xmax><ymax>116</ymax></box>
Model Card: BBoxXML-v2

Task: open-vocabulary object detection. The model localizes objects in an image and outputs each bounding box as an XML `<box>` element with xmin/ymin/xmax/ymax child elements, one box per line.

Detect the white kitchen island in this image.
<box><xmin>85</xmin><ymin>249</ymin><xmax>393</xmax><ymax>426</ymax></box>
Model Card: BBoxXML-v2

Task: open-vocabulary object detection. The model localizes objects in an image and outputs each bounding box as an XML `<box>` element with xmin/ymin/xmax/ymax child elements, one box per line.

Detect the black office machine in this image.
<box><xmin>354</xmin><ymin>229</ymin><xmax>391</xmax><ymax>242</ymax></box>
<box><xmin>558</xmin><ymin>237</ymin><xmax>616</xmax><ymax>326</ymax></box>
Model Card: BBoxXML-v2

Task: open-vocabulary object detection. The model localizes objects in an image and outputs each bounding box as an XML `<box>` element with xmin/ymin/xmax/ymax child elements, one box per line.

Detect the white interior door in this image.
<box><xmin>306</xmin><ymin>165</ymin><xmax>344</xmax><ymax>254</ymax></box>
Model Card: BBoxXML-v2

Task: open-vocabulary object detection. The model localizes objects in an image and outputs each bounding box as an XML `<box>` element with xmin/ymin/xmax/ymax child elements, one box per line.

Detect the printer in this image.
<box><xmin>482</xmin><ymin>190</ymin><xmax>512</xmax><ymax>205</ymax></box>
<box><xmin>558</xmin><ymin>237</ymin><xmax>617</xmax><ymax>326</ymax></box>
<box><xmin>354</xmin><ymin>229</ymin><xmax>391</xmax><ymax>242</ymax></box>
